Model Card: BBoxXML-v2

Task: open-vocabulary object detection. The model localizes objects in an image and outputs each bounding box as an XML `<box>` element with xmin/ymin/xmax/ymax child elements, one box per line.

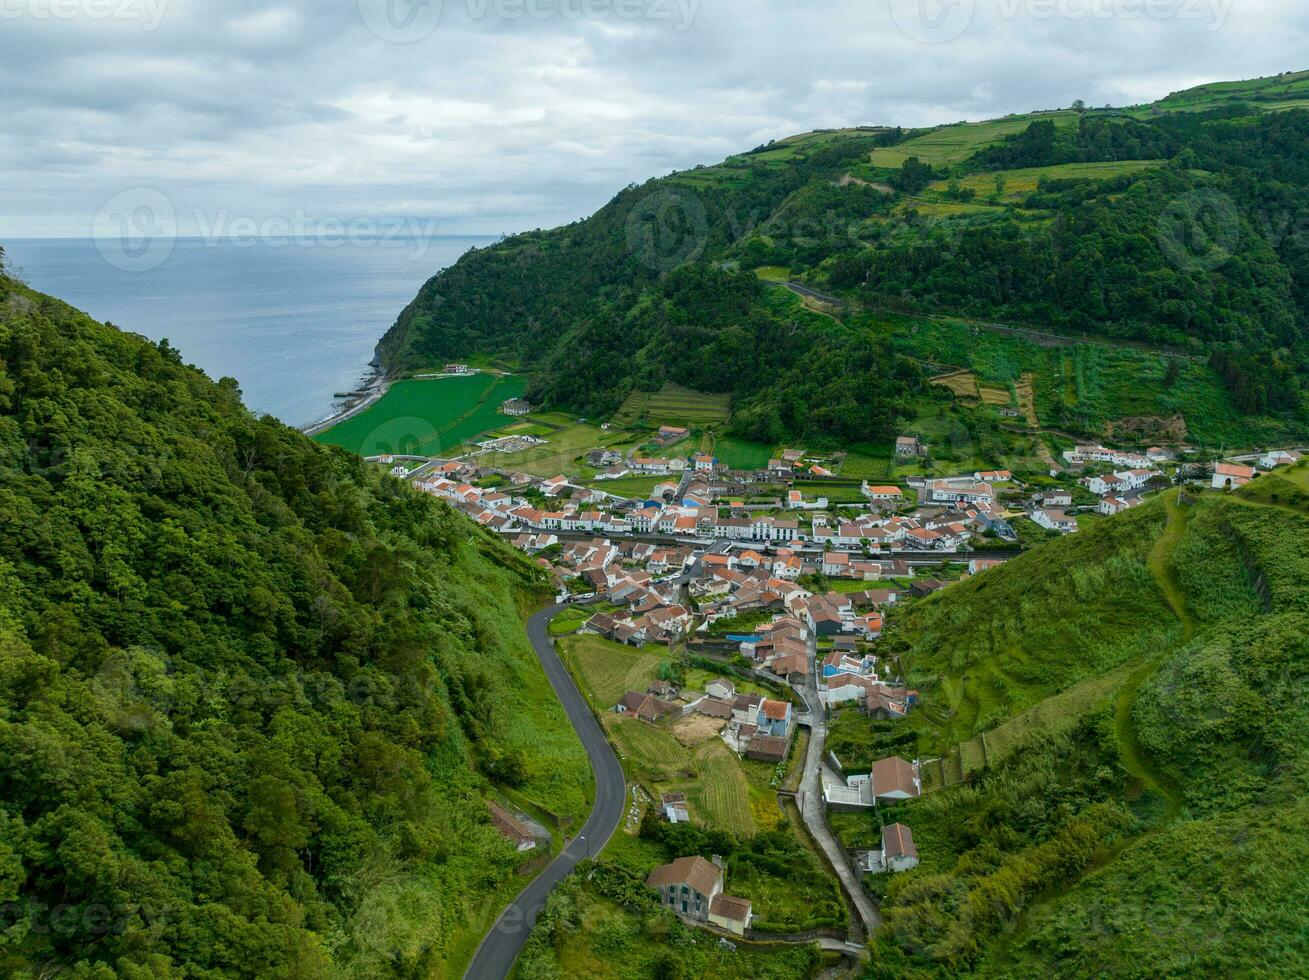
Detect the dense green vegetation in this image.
<box><xmin>517</xmin><ymin>863</ymin><xmax>823</xmax><ymax>980</ymax></box>
<box><xmin>0</xmin><ymin>264</ymin><xmax>590</xmax><ymax>977</ymax></box>
<box><xmin>856</xmin><ymin>482</ymin><xmax>1309</xmax><ymax>976</ymax></box>
<box><xmin>378</xmin><ymin>74</ymin><xmax>1309</xmax><ymax>446</ymax></box>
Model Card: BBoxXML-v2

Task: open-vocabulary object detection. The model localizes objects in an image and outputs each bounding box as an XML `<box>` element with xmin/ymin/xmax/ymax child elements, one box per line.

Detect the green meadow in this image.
<box><xmin>314</xmin><ymin>373</ymin><xmax>526</xmax><ymax>457</ymax></box>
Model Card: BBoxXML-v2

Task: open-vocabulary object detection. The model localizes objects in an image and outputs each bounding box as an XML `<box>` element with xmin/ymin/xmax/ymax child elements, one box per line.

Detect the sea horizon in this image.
<box><xmin>2</xmin><ymin>234</ymin><xmax>497</xmax><ymax>428</ymax></box>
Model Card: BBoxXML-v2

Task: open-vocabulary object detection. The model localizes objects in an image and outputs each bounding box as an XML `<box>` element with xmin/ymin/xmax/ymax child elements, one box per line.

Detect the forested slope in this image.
<box><xmin>859</xmin><ymin>483</ymin><xmax>1309</xmax><ymax>976</ymax></box>
<box><xmin>378</xmin><ymin>72</ymin><xmax>1309</xmax><ymax>440</ymax></box>
<box><xmin>0</xmin><ymin>258</ymin><xmax>590</xmax><ymax>977</ymax></box>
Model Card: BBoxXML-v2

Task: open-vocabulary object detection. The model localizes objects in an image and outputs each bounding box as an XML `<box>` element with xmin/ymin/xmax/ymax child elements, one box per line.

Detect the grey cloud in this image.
<box><xmin>1</xmin><ymin>0</ymin><xmax>1306</xmax><ymax>238</ymax></box>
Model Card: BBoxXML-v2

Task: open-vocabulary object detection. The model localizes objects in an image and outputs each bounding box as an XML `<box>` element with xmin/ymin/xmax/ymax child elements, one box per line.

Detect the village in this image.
<box><xmin>381</xmin><ymin>399</ymin><xmax>1305</xmax><ymax>943</ymax></box>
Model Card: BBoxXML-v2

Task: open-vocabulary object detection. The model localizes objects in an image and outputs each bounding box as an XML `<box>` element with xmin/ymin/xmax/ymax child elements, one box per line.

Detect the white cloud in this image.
<box><xmin>0</xmin><ymin>0</ymin><xmax>1306</xmax><ymax>237</ymax></box>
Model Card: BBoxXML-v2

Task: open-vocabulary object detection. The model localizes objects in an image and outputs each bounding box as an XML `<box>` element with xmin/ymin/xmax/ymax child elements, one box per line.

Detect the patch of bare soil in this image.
<box><xmin>670</xmin><ymin>712</ymin><xmax>727</xmax><ymax>747</ymax></box>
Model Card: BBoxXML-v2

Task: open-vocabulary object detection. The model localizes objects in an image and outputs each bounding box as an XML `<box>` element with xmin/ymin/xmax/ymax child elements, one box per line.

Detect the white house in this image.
<box><xmin>1032</xmin><ymin>508</ymin><xmax>1078</xmax><ymax>534</ymax></box>
<box><xmin>1259</xmin><ymin>450</ymin><xmax>1302</xmax><ymax>470</ymax></box>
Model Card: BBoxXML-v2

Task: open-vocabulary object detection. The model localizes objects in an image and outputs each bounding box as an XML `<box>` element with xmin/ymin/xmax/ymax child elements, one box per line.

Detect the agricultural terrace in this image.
<box><xmin>613</xmin><ymin>383</ymin><xmax>731</xmax><ymax>427</ymax></box>
<box><xmin>869</xmin><ymin>112</ymin><xmax>1079</xmax><ymax>168</ymax></box>
<box><xmin>314</xmin><ymin>374</ymin><xmax>526</xmax><ymax>457</ymax></box>
<box><xmin>926</xmin><ymin>160</ymin><xmax>1163</xmax><ymax>203</ymax></box>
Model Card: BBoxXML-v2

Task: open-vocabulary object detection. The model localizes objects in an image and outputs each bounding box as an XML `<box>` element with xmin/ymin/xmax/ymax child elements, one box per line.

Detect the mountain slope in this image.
<box><xmin>0</xmin><ymin>257</ymin><xmax>590</xmax><ymax>977</ymax></box>
<box><xmin>378</xmin><ymin>75</ymin><xmax>1309</xmax><ymax>442</ymax></box>
<box><xmin>854</xmin><ymin>482</ymin><xmax>1309</xmax><ymax>976</ymax></box>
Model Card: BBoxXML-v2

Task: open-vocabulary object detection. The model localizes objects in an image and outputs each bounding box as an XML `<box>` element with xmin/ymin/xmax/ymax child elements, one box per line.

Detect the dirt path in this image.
<box><xmin>1114</xmin><ymin>490</ymin><xmax>1190</xmax><ymax>821</ymax></box>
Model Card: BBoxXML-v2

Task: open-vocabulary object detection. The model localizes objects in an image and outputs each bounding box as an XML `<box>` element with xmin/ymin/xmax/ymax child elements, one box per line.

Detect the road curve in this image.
<box><xmin>464</xmin><ymin>604</ymin><xmax>627</xmax><ymax>980</ymax></box>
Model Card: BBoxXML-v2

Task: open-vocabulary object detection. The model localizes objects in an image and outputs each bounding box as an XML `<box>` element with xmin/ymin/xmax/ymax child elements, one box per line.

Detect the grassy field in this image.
<box><xmin>927</xmin><ymin>159</ymin><xmax>1163</xmax><ymax>202</ymax></box>
<box><xmin>753</xmin><ymin>265</ymin><xmax>791</xmax><ymax>282</ymax></box>
<box><xmin>583</xmin><ymin>475</ymin><xmax>667</xmax><ymax>499</ymax></box>
<box><xmin>613</xmin><ymin>383</ymin><xmax>732</xmax><ymax>426</ymax></box>
<box><xmin>663</xmin><ymin>739</ymin><xmax>755</xmax><ymax>836</ymax></box>
<box><xmin>538</xmin><ymin>885</ymin><xmax>823</xmax><ymax>979</ymax></box>
<box><xmin>314</xmin><ymin>374</ymin><xmax>527</xmax><ymax>457</ymax></box>
<box><xmin>559</xmin><ymin>634</ymin><xmax>667</xmax><ymax>709</ymax></box>
<box><xmin>866</xmin><ymin>482</ymin><xmax>1309</xmax><ymax>974</ymax></box>
<box><xmin>489</xmin><ymin>422</ymin><xmax>628</xmax><ymax>477</ymax></box>
<box><xmin>712</xmin><ymin>433</ymin><xmax>775</xmax><ymax>469</ymax></box>
<box><xmin>869</xmin><ymin>112</ymin><xmax>1078</xmax><ymax>168</ymax></box>
<box><xmin>608</xmin><ymin>717</ymin><xmax>694</xmax><ymax>782</ymax></box>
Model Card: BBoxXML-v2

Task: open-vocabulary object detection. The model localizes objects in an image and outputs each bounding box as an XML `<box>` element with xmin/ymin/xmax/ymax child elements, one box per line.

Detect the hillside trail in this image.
<box><xmin>1115</xmin><ymin>489</ymin><xmax>1191</xmax><ymax>823</ymax></box>
<box><xmin>992</xmin><ymin>493</ymin><xmax>1193</xmax><ymax>955</ymax></box>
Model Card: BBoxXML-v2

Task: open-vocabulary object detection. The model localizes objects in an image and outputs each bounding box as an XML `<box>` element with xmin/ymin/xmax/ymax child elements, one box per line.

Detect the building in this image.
<box><xmin>708</xmin><ymin>894</ymin><xmax>753</xmax><ymax>936</ymax></box>
<box><xmin>871</xmin><ymin>756</ymin><xmax>922</xmax><ymax>802</ymax></box>
<box><xmin>443</xmin><ymin>363</ymin><xmax>471</xmax><ymax>374</ymax></box>
<box><xmin>646</xmin><ymin>856</ymin><xmax>723</xmax><ymax>922</ymax></box>
<box><xmin>661</xmin><ymin>792</ymin><xmax>691</xmax><ymax>824</ymax></box>
<box><xmin>1260</xmin><ymin>449</ymin><xmax>1303</xmax><ymax>470</ymax></box>
<box><xmin>1032</xmin><ymin>508</ymin><xmax>1078</xmax><ymax>534</ymax></box>
<box><xmin>487</xmin><ymin>801</ymin><xmax>537</xmax><ymax>852</ymax></box>
<box><xmin>501</xmin><ymin>398</ymin><xmax>532</xmax><ymax>417</ymax></box>
<box><xmin>1212</xmin><ymin>462</ymin><xmax>1256</xmax><ymax>490</ymax></box>
<box><xmin>880</xmin><ymin>823</ymin><xmax>920</xmax><ymax>872</ymax></box>
<box><xmin>706</xmin><ymin>678</ymin><xmax>736</xmax><ymax>700</ymax></box>
<box><xmin>896</xmin><ymin>436</ymin><xmax>926</xmax><ymax>458</ymax></box>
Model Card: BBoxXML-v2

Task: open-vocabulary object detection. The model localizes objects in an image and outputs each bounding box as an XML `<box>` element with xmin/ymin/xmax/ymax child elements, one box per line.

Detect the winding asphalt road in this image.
<box><xmin>464</xmin><ymin>604</ymin><xmax>627</xmax><ymax>980</ymax></box>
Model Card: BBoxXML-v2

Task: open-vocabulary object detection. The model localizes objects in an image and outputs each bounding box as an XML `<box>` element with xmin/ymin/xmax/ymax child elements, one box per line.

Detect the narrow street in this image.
<box><xmin>792</xmin><ymin>670</ymin><xmax>882</xmax><ymax>937</ymax></box>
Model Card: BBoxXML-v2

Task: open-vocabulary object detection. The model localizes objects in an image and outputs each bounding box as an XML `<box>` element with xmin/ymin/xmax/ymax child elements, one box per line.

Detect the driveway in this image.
<box><xmin>464</xmin><ymin>605</ymin><xmax>627</xmax><ymax>979</ymax></box>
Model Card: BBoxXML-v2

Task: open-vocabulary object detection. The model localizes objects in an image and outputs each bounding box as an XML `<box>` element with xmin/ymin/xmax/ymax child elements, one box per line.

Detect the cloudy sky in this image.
<box><xmin>3</xmin><ymin>0</ymin><xmax>1307</xmax><ymax>238</ymax></box>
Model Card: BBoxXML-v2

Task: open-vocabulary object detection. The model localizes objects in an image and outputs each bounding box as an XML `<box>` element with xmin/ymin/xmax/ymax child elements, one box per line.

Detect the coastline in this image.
<box><xmin>300</xmin><ymin>365</ymin><xmax>387</xmax><ymax>437</ymax></box>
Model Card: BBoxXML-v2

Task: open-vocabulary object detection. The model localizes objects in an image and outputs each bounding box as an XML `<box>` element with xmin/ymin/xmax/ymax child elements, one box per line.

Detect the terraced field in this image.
<box><xmin>869</xmin><ymin>112</ymin><xmax>1078</xmax><ymax>168</ymax></box>
<box><xmin>613</xmin><ymin>383</ymin><xmax>731</xmax><ymax>426</ymax></box>
<box><xmin>927</xmin><ymin>159</ymin><xmax>1163</xmax><ymax>202</ymax></box>
<box><xmin>314</xmin><ymin>374</ymin><xmax>527</xmax><ymax>457</ymax></box>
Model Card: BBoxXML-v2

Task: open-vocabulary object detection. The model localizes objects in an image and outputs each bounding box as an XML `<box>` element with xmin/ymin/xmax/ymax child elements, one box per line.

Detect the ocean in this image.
<box><xmin>3</xmin><ymin>236</ymin><xmax>496</xmax><ymax>428</ymax></box>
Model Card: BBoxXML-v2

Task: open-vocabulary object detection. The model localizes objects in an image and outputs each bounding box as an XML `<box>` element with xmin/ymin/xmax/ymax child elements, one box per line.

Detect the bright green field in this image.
<box><xmin>314</xmin><ymin>374</ymin><xmax>527</xmax><ymax>457</ymax></box>
<box><xmin>713</xmin><ymin>434</ymin><xmax>775</xmax><ymax>469</ymax></box>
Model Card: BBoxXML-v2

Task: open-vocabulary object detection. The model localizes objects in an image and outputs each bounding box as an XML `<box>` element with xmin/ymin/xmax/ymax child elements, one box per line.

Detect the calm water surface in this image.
<box><xmin>4</xmin><ymin>236</ymin><xmax>495</xmax><ymax>427</ymax></box>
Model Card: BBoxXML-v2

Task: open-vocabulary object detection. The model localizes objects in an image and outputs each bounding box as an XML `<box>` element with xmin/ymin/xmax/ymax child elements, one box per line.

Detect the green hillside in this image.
<box><xmin>377</xmin><ymin>74</ymin><xmax>1309</xmax><ymax>448</ymax></box>
<box><xmin>854</xmin><ymin>479</ymin><xmax>1309</xmax><ymax>976</ymax></box>
<box><xmin>0</xmin><ymin>258</ymin><xmax>590</xmax><ymax>977</ymax></box>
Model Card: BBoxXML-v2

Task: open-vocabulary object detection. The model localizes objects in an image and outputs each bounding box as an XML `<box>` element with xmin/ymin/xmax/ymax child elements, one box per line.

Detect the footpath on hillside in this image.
<box><xmin>1115</xmin><ymin>490</ymin><xmax>1191</xmax><ymax>822</ymax></box>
